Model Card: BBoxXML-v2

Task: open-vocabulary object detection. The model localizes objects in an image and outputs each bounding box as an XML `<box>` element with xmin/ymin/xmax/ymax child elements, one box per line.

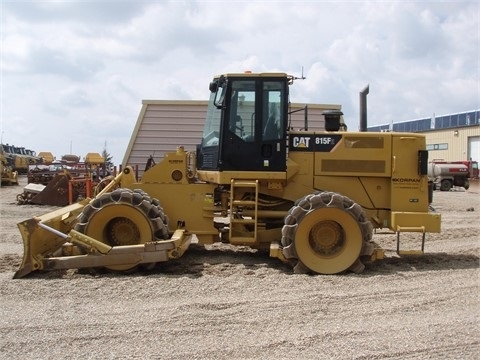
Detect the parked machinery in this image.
<box><xmin>0</xmin><ymin>144</ymin><xmax>43</xmax><ymax>173</ymax></box>
<box><xmin>37</xmin><ymin>152</ymin><xmax>55</xmax><ymax>165</ymax></box>
<box><xmin>18</xmin><ymin>153</ymin><xmax>105</xmax><ymax>206</ymax></box>
<box><xmin>1</xmin><ymin>149</ymin><xmax>18</xmax><ymax>186</ymax></box>
<box><xmin>14</xmin><ymin>72</ymin><xmax>441</xmax><ymax>278</ymax></box>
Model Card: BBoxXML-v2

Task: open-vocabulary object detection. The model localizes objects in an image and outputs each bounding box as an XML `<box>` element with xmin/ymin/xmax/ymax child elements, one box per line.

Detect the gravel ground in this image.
<box><xmin>0</xmin><ymin>176</ymin><xmax>479</xmax><ymax>359</ymax></box>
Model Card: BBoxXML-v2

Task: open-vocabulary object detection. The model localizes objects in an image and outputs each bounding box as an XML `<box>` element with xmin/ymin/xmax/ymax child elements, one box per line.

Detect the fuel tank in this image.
<box><xmin>428</xmin><ymin>163</ymin><xmax>469</xmax><ymax>177</ymax></box>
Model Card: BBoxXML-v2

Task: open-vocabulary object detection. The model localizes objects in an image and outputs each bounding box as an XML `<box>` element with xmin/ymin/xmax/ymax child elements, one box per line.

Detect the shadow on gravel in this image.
<box><xmin>366</xmin><ymin>252</ymin><xmax>479</xmax><ymax>274</ymax></box>
<box><xmin>147</xmin><ymin>245</ymin><xmax>293</xmax><ymax>278</ymax></box>
<box><xmin>4</xmin><ymin>245</ymin><xmax>479</xmax><ymax>280</ymax></box>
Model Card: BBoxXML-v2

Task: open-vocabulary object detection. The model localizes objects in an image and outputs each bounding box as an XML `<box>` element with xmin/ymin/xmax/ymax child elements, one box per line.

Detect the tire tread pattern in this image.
<box><xmin>74</xmin><ymin>188</ymin><xmax>169</xmax><ymax>242</ymax></box>
<box><xmin>281</xmin><ymin>191</ymin><xmax>374</xmax><ymax>274</ymax></box>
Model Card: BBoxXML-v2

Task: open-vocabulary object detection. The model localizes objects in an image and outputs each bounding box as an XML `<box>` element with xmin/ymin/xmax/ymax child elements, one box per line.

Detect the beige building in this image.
<box><xmin>368</xmin><ymin>110</ymin><xmax>480</xmax><ymax>164</ymax></box>
<box><xmin>122</xmin><ymin>100</ymin><xmax>342</xmax><ymax>178</ymax></box>
<box><xmin>424</xmin><ymin>126</ymin><xmax>480</xmax><ymax>163</ymax></box>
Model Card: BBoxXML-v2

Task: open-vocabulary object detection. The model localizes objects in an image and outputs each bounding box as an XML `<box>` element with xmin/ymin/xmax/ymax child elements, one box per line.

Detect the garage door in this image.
<box><xmin>468</xmin><ymin>136</ymin><xmax>480</xmax><ymax>162</ymax></box>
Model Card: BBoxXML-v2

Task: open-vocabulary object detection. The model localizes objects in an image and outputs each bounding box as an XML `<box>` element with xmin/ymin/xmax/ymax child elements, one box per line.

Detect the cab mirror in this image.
<box><xmin>209</xmin><ymin>81</ymin><xmax>218</xmax><ymax>93</ymax></box>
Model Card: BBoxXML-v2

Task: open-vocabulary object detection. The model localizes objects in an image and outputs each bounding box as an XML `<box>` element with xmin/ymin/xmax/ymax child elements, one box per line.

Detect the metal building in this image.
<box><xmin>368</xmin><ymin>110</ymin><xmax>480</xmax><ymax>163</ymax></box>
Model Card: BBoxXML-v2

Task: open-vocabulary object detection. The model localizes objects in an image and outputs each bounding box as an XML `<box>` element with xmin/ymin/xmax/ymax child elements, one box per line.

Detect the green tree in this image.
<box><xmin>102</xmin><ymin>143</ymin><xmax>113</xmax><ymax>172</ymax></box>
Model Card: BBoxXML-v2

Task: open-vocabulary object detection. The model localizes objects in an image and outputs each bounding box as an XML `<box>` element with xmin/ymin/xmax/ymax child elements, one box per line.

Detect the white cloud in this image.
<box><xmin>1</xmin><ymin>0</ymin><xmax>478</xmax><ymax>164</ymax></box>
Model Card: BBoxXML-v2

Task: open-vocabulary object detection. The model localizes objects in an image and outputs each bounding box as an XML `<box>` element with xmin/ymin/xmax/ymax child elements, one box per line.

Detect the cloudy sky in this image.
<box><xmin>1</xmin><ymin>0</ymin><xmax>479</xmax><ymax>165</ymax></box>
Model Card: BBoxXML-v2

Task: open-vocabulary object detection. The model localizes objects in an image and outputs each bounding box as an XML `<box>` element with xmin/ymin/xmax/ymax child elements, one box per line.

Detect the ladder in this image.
<box><xmin>396</xmin><ymin>226</ymin><xmax>426</xmax><ymax>255</ymax></box>
<box><xmin>229</xmin><ymin>179</ymin><xmax>259</xmax><ymax>244</ymax></box>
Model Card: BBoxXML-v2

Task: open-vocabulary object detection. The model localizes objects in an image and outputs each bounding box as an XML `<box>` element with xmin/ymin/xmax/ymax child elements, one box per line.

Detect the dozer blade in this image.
<box><xmin>30</xmin><ymin>172</ymin><xmax>77</xmax><ymax>206</ymax></box>
<box><xmin>14</xmin><ymin>202</ymin><xmax>193</xmax><ymax>278</ymax></box>
<box><xmin>29</xmin><ymin>229</ymin><xmax>192</xmax><ymax>274</ymax></box>
<box><xmin>14</xmin><ymin>200</ymin><xmax>89</xmax><ymax>279</ymax></box>
<box><xmin>14</xmin><ymin>166</ymin><xmax>187</xmax><ymax>278</ymax></box>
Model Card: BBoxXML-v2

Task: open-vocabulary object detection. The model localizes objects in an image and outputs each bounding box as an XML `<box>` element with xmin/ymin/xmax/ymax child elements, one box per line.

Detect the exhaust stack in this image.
<box><xmin>359</xmin><ymin>85</ymin><xmax>369</xmax><ymax>132</ymax></box>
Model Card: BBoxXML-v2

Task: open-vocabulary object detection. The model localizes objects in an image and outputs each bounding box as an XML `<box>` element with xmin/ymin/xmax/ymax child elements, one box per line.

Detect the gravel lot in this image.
<box><xmin>0</xmin><ymin>176</ymin><xmax>479</xmax><ymax>359</ymax></box>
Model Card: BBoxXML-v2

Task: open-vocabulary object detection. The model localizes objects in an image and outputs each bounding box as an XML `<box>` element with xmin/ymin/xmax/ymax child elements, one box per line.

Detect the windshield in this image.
<box><xmin>202</xmin><ymin>87</ymin><xmax>224</xmax><ymax>146</ymax></box>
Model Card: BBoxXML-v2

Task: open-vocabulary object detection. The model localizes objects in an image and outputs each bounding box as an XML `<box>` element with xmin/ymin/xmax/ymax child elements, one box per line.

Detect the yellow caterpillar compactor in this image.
<box><xmin>15</xmin><ymin>72</ymin><xmax>441</xmax><ymax>278</ymax></box>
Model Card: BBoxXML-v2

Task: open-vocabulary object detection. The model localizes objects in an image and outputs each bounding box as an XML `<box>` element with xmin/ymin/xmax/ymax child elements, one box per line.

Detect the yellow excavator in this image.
<box><xmin>14</xmin><ymin>72</ymin><xmax>441</xmax><ymax>278</ymax></box>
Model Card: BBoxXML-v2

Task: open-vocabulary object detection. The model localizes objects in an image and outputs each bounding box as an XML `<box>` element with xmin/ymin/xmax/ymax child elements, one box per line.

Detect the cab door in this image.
<box><xmin>220</xmin><ymin>78</ymin><xmax>287</xmax><ymax>172</ymax></box>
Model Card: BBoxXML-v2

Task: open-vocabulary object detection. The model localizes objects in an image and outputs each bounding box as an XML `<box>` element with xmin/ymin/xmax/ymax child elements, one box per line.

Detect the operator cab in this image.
<box><xmin>197</xmin><ymin>73</ymin><xmax>289</xmax><ymax>178</ymax></box>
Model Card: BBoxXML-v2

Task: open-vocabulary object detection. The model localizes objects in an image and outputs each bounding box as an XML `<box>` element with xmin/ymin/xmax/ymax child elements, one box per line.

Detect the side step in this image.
<box><xmin>229</xmin><ymin>179</ymin><xmax>259</xmax><ymax>244</ymax></box>
<box><xmin>396</xmin><ymin>226</ymin><xmax>425</xmax><ymax>255</ymax></box>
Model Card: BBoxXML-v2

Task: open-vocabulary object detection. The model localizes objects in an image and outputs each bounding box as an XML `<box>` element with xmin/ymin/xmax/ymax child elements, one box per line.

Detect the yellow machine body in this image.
<box><xmin>14</xmin><ymin>72</ymin><xmax>441</xmax><ymax>278</ymax></box>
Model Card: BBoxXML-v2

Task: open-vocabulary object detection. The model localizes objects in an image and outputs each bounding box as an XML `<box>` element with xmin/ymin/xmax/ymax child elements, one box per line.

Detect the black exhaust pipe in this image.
<box><xmin>359</xmin><ymin>85</ymin><xmax>369</xmax><ymax>132</ymax></box>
